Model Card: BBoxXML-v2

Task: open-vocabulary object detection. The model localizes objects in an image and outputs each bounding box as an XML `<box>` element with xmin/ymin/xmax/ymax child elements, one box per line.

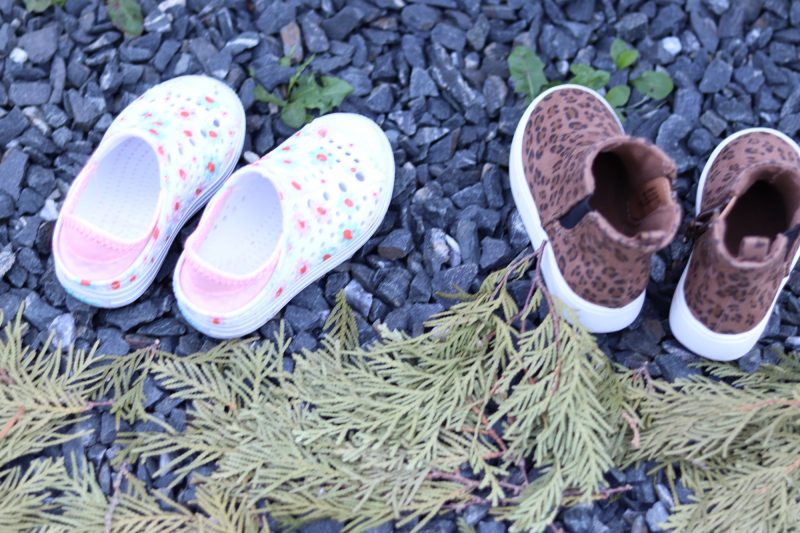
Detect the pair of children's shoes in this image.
<box><xmin>511</xmin><ymin>85</ymin><xmax>800</xmax><ymax>361</ymax></box>
<box><xmin>52</xmin><ymin>76</ymin><xmax>395</xmax><ymax>339</ymax></box>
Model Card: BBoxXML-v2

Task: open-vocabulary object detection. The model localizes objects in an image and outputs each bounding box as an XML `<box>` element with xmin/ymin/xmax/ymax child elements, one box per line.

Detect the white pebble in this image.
<box><xmin>9</xmin><ymin>47</ymin><xmax>27</xmax><ymax>64</ymax></box>
<box><xmin>661</xmin><ymin>37</ymin><xmax>682</xmax><ymax>57</ymax></box>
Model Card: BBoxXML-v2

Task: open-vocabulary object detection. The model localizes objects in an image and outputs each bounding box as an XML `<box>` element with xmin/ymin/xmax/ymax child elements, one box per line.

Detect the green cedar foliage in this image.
<box><xmin>625</xmin><ymin>355</ymin><xmax>800</xmax><ymax>532</ymax></box>
<box><xmin>2</xmin><ymin>257</ymin><xmax>800</xmax><ymax>531</ymax></box>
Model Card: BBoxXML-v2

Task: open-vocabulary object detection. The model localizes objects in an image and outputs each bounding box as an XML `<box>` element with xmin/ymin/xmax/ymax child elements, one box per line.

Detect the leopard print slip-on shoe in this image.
<box><xmin>670</xmin><ymin>128</ymin><xmax>800</xmax><ymax>361</ymax></box>
<box><xmin>509</xmin><ymin>85</ymin><xmax>681</xmax><ymax>333</ymax></box>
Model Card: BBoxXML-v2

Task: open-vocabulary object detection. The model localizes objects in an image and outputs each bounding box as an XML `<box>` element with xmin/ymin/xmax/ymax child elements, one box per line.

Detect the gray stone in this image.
<box><xmin>687</xmin><ymin>128</ymin><xmax>714</xmax><ymax>156</ymax></box>
<box><xmin>431</xmin><ymin>23</ymin><xmax>466</xmax><ymax>52</ymax></box>
<box><xmin>344</xmin><ymin>280</ymin><xmax>373</xmax><ymax>317</ymax></box>
<box><xmin>562</xmin><ymin>504</ymin><xmax>593</xmax><ymax>533</ymax></box>
<box><xmin>255</xmin><ymin>0</ymin><xmax>296</xmax><ymax>35</ymax></box>
<box><xmin>477</xmin><ymin>519</ymin><xmax>506</xmax><ymax>533</ymax></box>
<box><xmin>9</xmin><ymin>82</ymin><xmax>51</xmax><ymax>106</ymax></box>
<box><xmin>23</xmin><ymin>292</ymin><xmax>60</xmax><ymax>331</ymax></box>
<box><xmin>366</xmin><ymin>84</ymin><xmax>394</xmax><ymax>113</ymax></box>
<box><xmin>0</xmin><ymin>149</ymin><xmax>28</xmax><ymax>200</ymax></box>
<box><xmin>700</xmin><ymin>110</ymin><xmax>727</xmax><ymax>137</ymax></box>
<box><xmin>401</xmin><ymin>4</ymin><xmax>439</xmax><ymax>31</ymax></box>
<box><xmin>699</xmin><ymin>58</ymin><xmax>733</xmax><ymax>93</ymax></box>
<box><xmin>615</xmin><ymin>13</ymin><xmax>648</xmax><ymax>41</ymax></box>
<box><xmin>378</xmin><ymin>229</ymin><xmax>414</xmax><ymax>260</ymax></box>
<box><xmin>280</xmin><ymin>21</ymin><xmax>303</xmax><ymax>63</ymax></box>
<box><xmin>99</xmin><ymin>411</ymin><xmax>117</xmax><ymax>444</ymax></box>
<box><xmin>703</xmin><ymin>0</ymin><xmax>730</xmax><ymax>15</ymax></box>
<box><xmin>138</xmin><ymin>318</ymin><xmax>186</xmax><ymax>337</ymax></box>
<box><xmin>466</xmin><ymin>14</ymin><xmax>489</xmax><ymax>50</ymax></box>
<box><xmin>376</xmin><ymin>269</ymin><xmax>412</xmax><ymax>307</ymax></box>
<box><xmin>430</xmin><ymin>45</ymin><xmax>481</xmax><ymax>110</ymax></box>
<box><xmin>734</xmin><ymin>63</ymin><xmax>765</xmax><ymax>94</ymax></box>
<box><xmin>650</xmin><ymin>254</ymin><xmax>666</xmax><ymax>283</ymax></box>
<box><xmin>479</xmin><ymin>237</ymin><xmax>510</xmax><ymax>271</ymax></box>
<box><xmin>432</xmin><ymin>263</ymin><xmax>478</xmax><ymax>297</ymax></box>
<box><xmin>320</xmin><ymin>6</ymin><xmax>364</xmax><ymax>41</ymax></box>
<box><xmin>646</xmin><ymin>502</ymin><xmax>669</xmax><ymax>532</ymax></box>
<box><xmin>300</xmin><ymin>12</ymin><xmax>329</xmax><ymax>53</ymax></box>
<box><xmin>284</xmin><ymin>305</ymin><xmax>321</xmax><ymax>332</ymax></box>
<box><xmin>423</xmin><ymin>228</ymin><xmax>451</xmax><ymax>272</ymax></box>
<box><xmin>18</xmin><ymin>24</ymin><xmax>58</xmax><ymax>64</ymax></box>
<box><xmin>65</xmin><ymin>90</ymin><xmax>105</xmax><ymax>130</ymax></box>
<box><xmin>656</xmin><ymin>353</ymin><xmax>702</xmax><ymax>382</ymax></box>
<box><xmin>410</xmin><ymin>67</ymin><xmax>439</xmax><ymax>98</ymax></box>
<box><xmin>104</xmin><ymin>301</ymin><xmax>160</xmax><ymax>330</ymax></box>
<box><xmin>0</xmin><ymin>107</ymin><xmax>29</xmax><ymax>147</ymax></box>
<box><xmin>144</xmin><ymin>10</ymin><xmax>171</xmax><ymax>33</ymax></box>
<box><xmin>656</xmin><ymin>115</ymin><xmax>692</xmax><ymax>161</ymax></box>
<box><xmin>0</xmin><ymin>192</ymin><xmax>13</xmax><ymax>219</ymax></box>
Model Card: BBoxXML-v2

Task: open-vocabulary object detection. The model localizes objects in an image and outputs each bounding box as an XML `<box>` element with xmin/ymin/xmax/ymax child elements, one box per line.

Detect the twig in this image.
<box><xmin>0</xmin><ymin>368</ymin><xmax>13</xmax><ymax>385</ymax></box>
<box><xmin>519</xmin><ymin>457</ymin><xmax>530</xmax><ymax>485</ymax></box>
<box><xmin>427</xmin><ymin>470</ymin><xmax>480</xmax><ymax>489</ymax></box>
<box><xmin>621</xmin><ymin>410</ymin><xmax>641</xmax><ymax>449</ymax></box>
<box><xmin>633</xmin><ymin>364</ymin><xmax>655</xmax><ymax>394</ymax></box>
<box><xmin>105</xmin><ymin>463</ymin><xmax>129</xmax><ymax>533</ymax></box>
<box><xmin>740</xmin><ymin>398</ymin><xmax>800</xmax><ymax>412</ymax></box>
<box><xmin>548</xmin><ymin>524</ymin><xmax>565</xmax><ymax>533</ymax></box>
<box><xmin>86</xmin><ymin>400</ymin><xmax>114</xmax><ymax>410</ymax></box>
<box><xmin>498</xmin><ymin>479</ymin><xmax>524</xmax><ymax>495</ymax></box>
<box><xmin>0</xmin><ymin>405</ymin><xmax>25</xmax><ymax>439</ymax></box>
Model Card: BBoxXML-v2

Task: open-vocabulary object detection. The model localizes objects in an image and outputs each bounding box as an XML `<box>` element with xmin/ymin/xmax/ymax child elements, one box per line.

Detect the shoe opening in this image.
<box><xmin>723</xmin><ymin>168</ymin><xmax>800</xmax><ymax>259</ymax></box>
<box><xmin>587</xmin><ymin>141</ymin><xmax>674</xmax><ymax>237</ymax></box>
<box><xmin>195</xmin><ymin>171</ymin><xmax>283</xmax><ymax>276</ymax></box>
<box><xmin>72</xmin><ymin>136</ymin><xmax>161</xmax><ymax>242</ymax></box>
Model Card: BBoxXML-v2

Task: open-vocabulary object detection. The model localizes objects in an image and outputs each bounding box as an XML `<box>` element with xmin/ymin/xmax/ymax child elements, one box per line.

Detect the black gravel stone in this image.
<box><xmin>23</xmin><ymin>292</ymin><xmax>60</xmax><ymax>330</ymax></box>
<box><xmin>18</xmin><ymin>24</ymin><xmax>58</xmax><ymax>64</ymax></box>
<box><xmin>699</xmin><ymin>58</ymin><xmax>733</xmax><ymax>93</ymax></box>
<box><xmin>320</xmin><ymin>6</ymin><xmax>364</xmax><ymax>41</ymax></box>
<box><xmin>401</xmin><ymin>5</ymin><xmax>440</xmax><ymax>32</ymax></box>
<box><xmin>9</xmin><ymin>81</ymin><xmax>51</xmax><ymax>106</ymax></box>
<box><xmin>0</xmin><ymin>149</ymin><xmax>27</xmax><ymax>200</ymax></box>
<box><xmin>104</xmin><ymin>301</ymin><xmax>160</xmax><ymax>331</ymax></box>
<box><xmin>378</xmin><ymin>229</ymin><xmax>414</xmax><ymax>260</ymax></box>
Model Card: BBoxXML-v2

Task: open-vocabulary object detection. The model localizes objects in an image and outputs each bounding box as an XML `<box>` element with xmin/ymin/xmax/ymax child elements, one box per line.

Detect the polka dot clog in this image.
<box><xmin>173</xmin><ymin>113</ymin><xmax>396</xmax><ymax>339</ymax></box>
<box><xmin>52</xmin><ymin>75</ymin><xmax>246</xmax><ymax>308</ymax></box>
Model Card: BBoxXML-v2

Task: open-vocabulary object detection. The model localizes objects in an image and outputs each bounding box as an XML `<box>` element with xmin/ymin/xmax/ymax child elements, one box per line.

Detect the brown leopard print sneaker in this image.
<box><xmin>509</xmin><ymin>85</ymin><xmax>681</xmax><ymax>333</ymax></box>
<box><xmin>670</xmin><ymin>128</ymin><xmax>800</xmax><ymax>361</ymax></box>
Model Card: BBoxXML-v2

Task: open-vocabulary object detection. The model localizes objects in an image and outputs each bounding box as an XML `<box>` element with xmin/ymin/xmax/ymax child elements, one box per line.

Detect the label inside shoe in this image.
<box><xmin>629</xmin><ymin>177</ymin><xmax>671</xmax><ymax>221</ymax></box>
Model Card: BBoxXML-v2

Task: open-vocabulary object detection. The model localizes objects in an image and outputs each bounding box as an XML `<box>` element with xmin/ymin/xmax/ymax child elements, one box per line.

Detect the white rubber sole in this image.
<box><xmin>175</xmin><ymin>114</ymin><xmax>396</xmax><ymax>339</ymax></box>
<box><xmin>509</xmin><ymin>84</ymin><xmax>644</xmax><ymax>333</ymax></box>
<box><xmin>670</xmin><ymin>127</ymin><xmax>800</xmax><ymax>361</ymax></box>
<box><xmin>55</xmin><ymin>82</ymin><xmax>247</xmax><ymax>309</ymax></box>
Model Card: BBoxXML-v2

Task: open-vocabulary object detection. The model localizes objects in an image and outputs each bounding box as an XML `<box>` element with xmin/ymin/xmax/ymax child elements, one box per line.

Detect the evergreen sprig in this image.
<box><xmin>3</xmin><ymin>257</ymin><xmax>800</xmax><ymax>531</ymax></box>
<box><xmin>625</xmin><ymin>357</ymin><xmax>800</xmax><ymax>532</ymax></box>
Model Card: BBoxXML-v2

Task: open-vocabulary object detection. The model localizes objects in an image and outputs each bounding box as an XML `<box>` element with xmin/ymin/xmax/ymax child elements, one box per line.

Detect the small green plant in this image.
<box><xmin>610</xmin><ymin>38</ymin><xmax>639</xmax><ymax>70</ymax></box>
<box><xmin>254</xmin><ymin>56</ymin><xmax>354</xmax><ymax>129</ymax></box>
<box><xmin>106</xmin><ymin>0</ymin><xmax>144</xmax><ymax>36</ymax></box>
<box><xmin>22</xmin><ymin>0</ymin><xmax>64</xmax><ymax>12</ymax></box>
<box><xmin>507</xmin><ymin>38</ymin><xmax>674</xmax><ymax>118</ymax></box>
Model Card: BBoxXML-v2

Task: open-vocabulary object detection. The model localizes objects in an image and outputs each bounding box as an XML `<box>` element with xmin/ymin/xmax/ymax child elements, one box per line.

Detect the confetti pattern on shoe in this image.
<box><xmin>52</xmin><ymin>75</ymin><xmax>246</xmax><ymax>308</ymax></box>
<box><xmin>172</xmin><ymin>113</ymin><xmax>396</xmax><ymax>339</ymax></box>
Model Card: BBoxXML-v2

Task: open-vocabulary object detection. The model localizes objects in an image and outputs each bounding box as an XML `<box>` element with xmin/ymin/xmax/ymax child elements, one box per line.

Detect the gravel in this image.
<box><xmin>2</xmin><ymin>0</ymin><xmax>798</xmax><ymax>529</ymax></box>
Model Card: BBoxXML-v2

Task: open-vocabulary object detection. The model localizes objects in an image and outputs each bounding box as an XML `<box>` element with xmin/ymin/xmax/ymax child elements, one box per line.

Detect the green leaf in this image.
<box><xmin>568</xmin><ymin>64</ymin><xmax>610</xmax><ymax>90</ymax></box>
<box><xmin>23</xmin><ymin>0</ymin><xmax>56</xmax><ymax>12</ymax></box>
<box><xmin>106</xmin><ymin>0</ymin><xmax>144</xmax><ymax>36</ymax></box>
<box><xmin>290</xmin><ymin>74</ymin><xmax>322</xmax><ymax>107</ymax></box>
<box><xmin>610</xmin><ymin>38</ymin><xmax>639</xmax><ymax>70</ymax></box>
<box><xmin>507</xmin><ymin>46</ymin><xmax>548</xmax><ymax>102</ymax></box>
<box><xmin>632</xmin><ymin>71</ymin><xmax>674</xmax><ymax>100</ymax></box>
<box><xmin>605</xmin><ymin>85</ymin><xmax>631</xmax><ymax>108</ymax></box>
<box><xmin>287</xmin><ymin>55</ymin><xmax>315</xmax><ymax>95</ymax></box>
<box><xmin>316</xmin><ymin>76</ymin><xmax>354</xmax><ymax>113</ymax></box>
<box><xmin>253</xmin><ymin>84</ymin><xmax>286</xmax><ymax>107</ymax></box>
<box><xmin>281</xmin><ymin>101</ymin><xmax>309</xmax><ymax>129</ymax></box>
